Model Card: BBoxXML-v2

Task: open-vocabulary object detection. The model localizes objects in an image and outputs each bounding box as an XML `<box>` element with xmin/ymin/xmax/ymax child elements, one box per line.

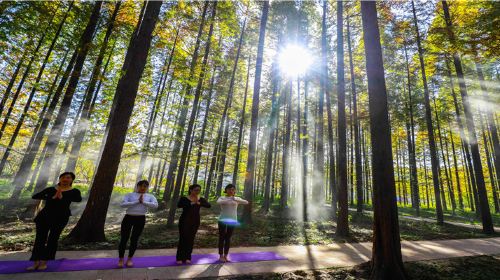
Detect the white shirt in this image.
<box><xmin>216</xmin><ymin>196</ymin><xmax>248</xmax><ymax>221</ymax></box>
<box><xmin>120</xmin><ymin>192</ymin><xmax>158</xmax><ymax>216</ymax></box>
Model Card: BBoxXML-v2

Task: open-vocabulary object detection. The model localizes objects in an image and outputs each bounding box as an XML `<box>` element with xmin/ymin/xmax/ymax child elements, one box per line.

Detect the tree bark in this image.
<box><xmin>361</xmin><ymin>2</ymin><xmax>407</xmax><ymax>279</ymax></box>
<box><xmin>336</xmin><ymin>0</ymin><xmax>349</xmax><ymax>237</ymax></box>
<box><xmin>68</xmin><ymin>0</ymin><xmax>161</xmax><ymax>241</ymax></box>
<box><xmin>163</xmin><ymin>2</ymin><xmax>209</xmax><ymax>205</ymax></box>
<box><xmin>166</xmin><ymin>2</ymin><xmax>216</xmax><ymax>226</ymax></box>
<box><xmin>66</xmin><ymin>1</ymin><xmax>121</xmax><ymax>173</ymax></box>
<box><xmin>411</xmin><ymin>0</ymin><xmax>443</xmax><ymax>224</ymax></box>
<box><xmin>232</xmin><ymin>56</ymin><xmax>251</xmax><ymax>187</ymax></box>
<box><xmin>442</xmin><ymin>0</ymin><xmax>494</xmax><ymax>233</ymax></box>
<box><xmin>242</xmin><ymin>1</ymin><xmax>269</xmax><ymax>224</ymax></box>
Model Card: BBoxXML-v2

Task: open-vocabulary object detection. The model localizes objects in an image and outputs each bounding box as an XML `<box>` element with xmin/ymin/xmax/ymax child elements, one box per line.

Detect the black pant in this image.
<box><xmin>176</xmin><ymin>224</ymin><xmax>199</xmax><ymax>261</ymax></box>
<box><xmin>218</xmin><ymin>222</ymin><xmax>235</xmax><ymax>255</ymax></box>
<box><xmin>30</xmin><ymin>216</ymin><xmax>69</xmax><ymax>261</ymax></box>
<box><xmin>118</xmin><ymin>215</ymin><xmax>145</xmax><ymax>258</ymax></box>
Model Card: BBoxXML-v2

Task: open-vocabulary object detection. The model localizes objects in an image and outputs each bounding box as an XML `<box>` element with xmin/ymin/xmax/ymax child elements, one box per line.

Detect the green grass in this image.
<box><xmin>396</xmin><ymin>205</ymin><xmax>500</xmax><ymax>226</ymax></box>
<box><xmin>207</xmin><ymin>255</ymin><xmax>500</xmax><ymax>280</ymax></box>
<box><xmin>1</xmin><ymin>177</ymin><xmax>499</xmax><ymax>252</ymax></box>
<box><xmin>1</xmin><ymin>201</ymin><xmax>498</xmax><ymax>252</ymax></box>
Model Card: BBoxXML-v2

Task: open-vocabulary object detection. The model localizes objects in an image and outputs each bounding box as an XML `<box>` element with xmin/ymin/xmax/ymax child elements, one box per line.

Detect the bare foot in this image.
<box><xmin>185</xmin><ymin>260</ymin><xmax>191</xmax><ymax>264</ymax></box>
<box><xmin>126</xmin><ymin>259</ymin><xmax>133</xmax><ymax>267</ymax></box>
<box><xmin>224</xmin><ymin>256</ymin><xmax>230</xmax><ymax>262</ymax></box>
<box><xmin>117</xmin><ymin>258</ymin><xmax>124</xmax><ymax>268</ymax></box>
<box><xmin>26</xmin><ymin>261</ymin><xmax>39</xmax><ymax>271</ymax></box>
<box><xmin>176</xmin><ymin>260</ymin><xmax>183</xmax><ymax>265</ymax></box>
<box><xmin>37</xmin><ymin>261</ymin><xmax>47</xmax><ymax>270</ymax></box>
<box><xmin>219</xmin><ymin>256</ymin><xmax>226</xmax><ymax>262</ymax></box>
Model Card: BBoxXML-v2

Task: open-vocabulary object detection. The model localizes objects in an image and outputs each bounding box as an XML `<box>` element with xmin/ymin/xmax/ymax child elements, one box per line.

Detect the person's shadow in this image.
<box><xmin>195</xmin><ymin>263</ymin><xmax>225</xmax><ymax>278</ymax></box>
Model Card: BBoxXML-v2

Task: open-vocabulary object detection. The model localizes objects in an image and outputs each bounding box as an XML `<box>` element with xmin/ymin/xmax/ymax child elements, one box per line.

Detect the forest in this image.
<box><xmin>0</xmin><ymin>0</ymin><xmax>499</xmax><ymax>278</ymax></box>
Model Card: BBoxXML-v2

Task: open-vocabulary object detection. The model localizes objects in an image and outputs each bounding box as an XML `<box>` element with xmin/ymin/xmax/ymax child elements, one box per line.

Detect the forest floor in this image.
<box><xmin>1</xmin><ymin>178</ymin><xmax>500</xmax><ymax>252</ymax></box>
<box><xmin>212</xmin><ymin>254</ymin><xmax>500</xmax><ymax>280</ymax></box>
<box><xmin>1</xmin><ymin>237</ymin><xmax>499</xmax><ymax>279</ymax></box>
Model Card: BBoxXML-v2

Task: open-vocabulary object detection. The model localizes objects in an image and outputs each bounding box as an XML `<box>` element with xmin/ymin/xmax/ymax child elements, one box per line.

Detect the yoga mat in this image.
<box><xmin>0</xmin><ymin>251</ymin><xmax>287</xmax><ymax>274</ymax></box>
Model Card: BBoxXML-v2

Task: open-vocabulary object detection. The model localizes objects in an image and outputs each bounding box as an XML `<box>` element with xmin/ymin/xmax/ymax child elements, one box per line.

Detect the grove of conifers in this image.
<box><xmin>0</xmin><ymin>0</ymin><xmax>498</xmax><ymax>278</ymax></box>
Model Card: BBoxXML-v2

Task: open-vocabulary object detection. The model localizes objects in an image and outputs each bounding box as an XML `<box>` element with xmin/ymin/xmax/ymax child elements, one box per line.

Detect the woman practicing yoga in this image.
<box><xmin>27</xmin><ymin>172</ymin><xmax>82</xmax><ymax>271</ymax></box>
<box><xmin>216</xmin><ymin>184</ymin><xmax>248</xmax><ymax>262</ymax></box>
<box><xmin>118</xmin><ymin>180</ymin><xmax>158</xmax><ymax>268</ymax></box>
<box><xmin>176</xmin><ymin>184</ymin><xmax>211</xmax><ymax>264</ymax></box>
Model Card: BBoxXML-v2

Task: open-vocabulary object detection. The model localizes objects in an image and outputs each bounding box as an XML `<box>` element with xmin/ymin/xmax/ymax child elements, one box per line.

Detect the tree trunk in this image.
<box><xmin>215</xmin><ymin>19</ymin><xmax>246</xmax><ymax>196</ymax></box>
<box><xmin>0</xmin><ymin>11</ymin><xmax>57</xmax><ymax>142</ymax></box>
<box><xmin>411</xmin><ymin>0</ymin><xmax>443</xmax><ymax>224</ymax></box>
<box><xmin>193</xmin><ymin>66</ymin><xmax>216</xmax><ymax>185</ymax></box>
<box><xmin>242</xmin><ymin>1</ymin><xmax>269</xmax><ymax>224</ymax></box>
<box><xmin>280</xmin><ymin>83</ymin><xmax>292</xmax><ymax>211</ymax></box>
<box><xmin>8</xmin><ymin>50</ymin><xmax>77</xmax><ymax>201</ymax></box>
<box><xmin>166</xmin><ymin>2</ymin><xmax>216</xmax><ymax>226</ymax></box>
<box><xmin>433</xmin><ymin>97</ymin><xmax>456</xmax><ymax>213</ymax></box>
<box><xmin>336</xmin><ymin>0</ymin><xmax>349</xmax><ymax>237</ymax></box>
<box><xmin>31</xmin><ymin>2</ymin><xmax>103</xmax><ymax>202</ymax></box>
<box><xmin>347</xmin><ymin>16</ymin><xmax>363</xmax><ymax>213</ymax></box>
<box><xmin>323</xmin><ymin>0</ymin><xmax>337</xmax><ymax>217</ymax></box>
<box><xmin>0</xmin><ymin>48</ymin><xmax>28</xmax><ymax>118</ymax></box>
<box><xmin>360</xmin><ymin>2</ymin><xmax>407</xmax><ymax>279</ymax></box>
<box><xmin>163</xmin><ymin>1</ymin><xmax>209</xmax><ymax>205</ymax></box>
<box><xmin>475</xmin><ymin>60</ymin><xmax>500</xmax><ymax>212</ymax></box>
<box><xmin>66</xmin><ymin>2</ymin><xmax>121</xmax><ymax>173</ymax></box>
<box><xmin>68</xmin><ymin>0</ymin><xmax>161</xmax><ymax>241</ymax></box>
<box><xmin>262</xmin><ymin>61</ymin><xmax>279</xmax><ymax>213</ymax></box>
<box><xmin>232</xmin><ymin>56</ymin><xmax>251</xmax><ymax>186</ymax></box>
<box><xmin>403</xmin><ymin>41</ymin><xmax>420</xmax><ymax>215</ymax></box>
<box><xmin>442</xmin><ymin>0</ymin><xmax>494</xmax><ymax>233</ymax></box>
<box><xmin>448</xmin><ymin>126</ymin><xmax>464</xmax><ymax>209</ymax></box>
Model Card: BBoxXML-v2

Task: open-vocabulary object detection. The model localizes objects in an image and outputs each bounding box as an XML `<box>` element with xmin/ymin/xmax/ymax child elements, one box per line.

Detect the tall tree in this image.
<box><xmin>215</xmin><ymin>19</ymin><xmax>246</xmax><ymax>196</ymax></box>
<box><xmin>347</xmin><ymin>15</ymin><xmax>363</xmax><ymax>213</ymax></box>
<box><xmin>162</xmin><ymin>1</ymin><xmax>209</xmax><ymax>205</ymax></box>
<box><xmin>30</xmin><ymin>1</ymin><xmax>103</xmax><ymax>203</ymax></box>
<box><xmin>442</xmin><ymin>0</ymin><xmax>494</xmax><ymax>233</ymax></box>
<box><xmin>9</xmin><ymin>51</ymin><xmax>77</xmax><ymax>201</ymax></box>
<box><xmin>68</xmin><ymin>0</ymin><xmax>162</xmax><ymax>241</ymax></box>
<box><xmin>360</xmin><ymin>2</ymin><xmax>407</xmax><ymax>279</ymax></box>
<box><xmin>322</xmin><ymin>0</ymin><xmax>337</xmax><ymax>217</ymax></box>
<box><xmin>242</xmin><ymin>0</ymin><xmax>269</xmax><ymax>224</ymax></box>
<box><xmin>336</xmin><ymin>0</ymin><xmax>349</xmax><ymax>237</ymax></box>
<box><xmin>411</xmin><ymin>0</ymin><xmax>443</xmax><ymax>224</ymax></box>
<box><xmin>232</xmin><ymin>56</ymin><xmax>251</xmax><ymax>186</ymax></box>
<box><xmin>65</xmin><ymin>1</ymin><xmax>121</xmax><ymax>172</ymax></box>
<box><xmin>403</xmin><ymin>40</ymin><xmax>420</xmax><ymax>216</ymax></box>
<box><xmin>167</xmin><ymin>1</ymin><xmax>217</xmax><ymax>226</ymax></box>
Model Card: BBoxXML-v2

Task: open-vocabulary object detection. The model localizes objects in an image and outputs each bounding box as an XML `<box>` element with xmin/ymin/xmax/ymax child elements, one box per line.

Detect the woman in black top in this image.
<box><xmin>26</xmin><ymin>172</ymin><xmax>82</xmax><ymax>271</ymax></box>
<box><xmin>176</xmin><ymin>184</ymin><xmax>211</xmax><ymax>264</ymax></box>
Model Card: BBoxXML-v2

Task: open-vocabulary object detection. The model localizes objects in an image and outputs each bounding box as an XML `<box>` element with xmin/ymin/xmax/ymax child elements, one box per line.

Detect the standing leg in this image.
<box><xmin>45</xmin><ymin>217</ymin><xmax>69</xmax><ymax>261</ymax></box>
<box><xmin>27</xmin><ymin>221</ymin><xmax>50</xmax><ymax>270</ymax></box>
<box><xmin>223</xmin><ymin>226</ymin><xmax>234</xmax><ymax>258</ymax></box>
<box><xmin>118</xmin><ymin>215</ymin><xmax>133</xmax><ymax>267</ymax></box>
<box><xmin>185</xmin><ymin>226</ymin><xmax>198</xmax><ymax>262</ymax></box>
<box><xmin>126</xmin><ymin>216</ymin><xmax>145</xmax><ymax>267</ymax></box>
<box><xmin>218</xmin><ymin>222</ymin><xmax>226</xmax><ymax>258</ymax></box>
<box><xmin>176</xmin><ymin>225</ymin><xmax>186</xmax><ymax>262</ymax></box>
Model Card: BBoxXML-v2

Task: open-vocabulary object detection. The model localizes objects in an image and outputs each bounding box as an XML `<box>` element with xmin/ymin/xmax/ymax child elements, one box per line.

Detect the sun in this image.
<box><xmin>278</xmin><ymin>45</ymin><xmax>313</xmax><ymax>78</ymax></box>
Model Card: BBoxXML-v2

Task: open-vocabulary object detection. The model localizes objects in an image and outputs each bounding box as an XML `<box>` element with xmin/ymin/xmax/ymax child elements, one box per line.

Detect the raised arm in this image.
<box><xmin>235</xmin><ymin>197</ymin><xmax>249</xmax><ymax>205</ymax></box>
<box><xmin>177</xmin><ymin>197</ymin><xmax>191</xmax><ymax>208</ymax></box>
<box><xmin>143</xmin><ymin>195</ymin><xmax>158</xmax><ymax>209</ymax></box>
<box><xmin>200</xmin><ymin>197</ymin><xmax>211</xmax><ymax>208</ymax></box>
<box><xmin>32</xmin><ymin>188</ymin><xmax>52</xmax><ymax>200</ymax></box>
<box><xmin>216</xmin><ymin>196</ymin><xmax>233</xmax><ymax>205</ymax></box>
<box><xmin>69</xmin><ymin>189</ymin><xmax>82</xmax><ymax>202</ymax></box>
<box><xmin>120</xmin><ymin>193</ymin><xmax>139</xmax><ymax>207</ymax></box>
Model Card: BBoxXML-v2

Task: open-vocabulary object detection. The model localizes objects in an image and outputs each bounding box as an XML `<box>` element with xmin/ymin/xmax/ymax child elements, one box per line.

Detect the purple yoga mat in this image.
<box><xmin>0</xmin><ymin>251</ymin><xmax>287</xmax><ymax>274</ymax></box>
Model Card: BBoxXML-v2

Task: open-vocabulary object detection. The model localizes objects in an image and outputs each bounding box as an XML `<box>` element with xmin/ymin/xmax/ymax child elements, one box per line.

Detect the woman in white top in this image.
<box><xmin>118</xmin><ymin>180</ymin><xmax>158</xmax><ymax>267</ymax></box>
<box><xmin>216</xmin><ymin>184</ymin><xmax>248</xmax><ymax>262</ymax></box>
